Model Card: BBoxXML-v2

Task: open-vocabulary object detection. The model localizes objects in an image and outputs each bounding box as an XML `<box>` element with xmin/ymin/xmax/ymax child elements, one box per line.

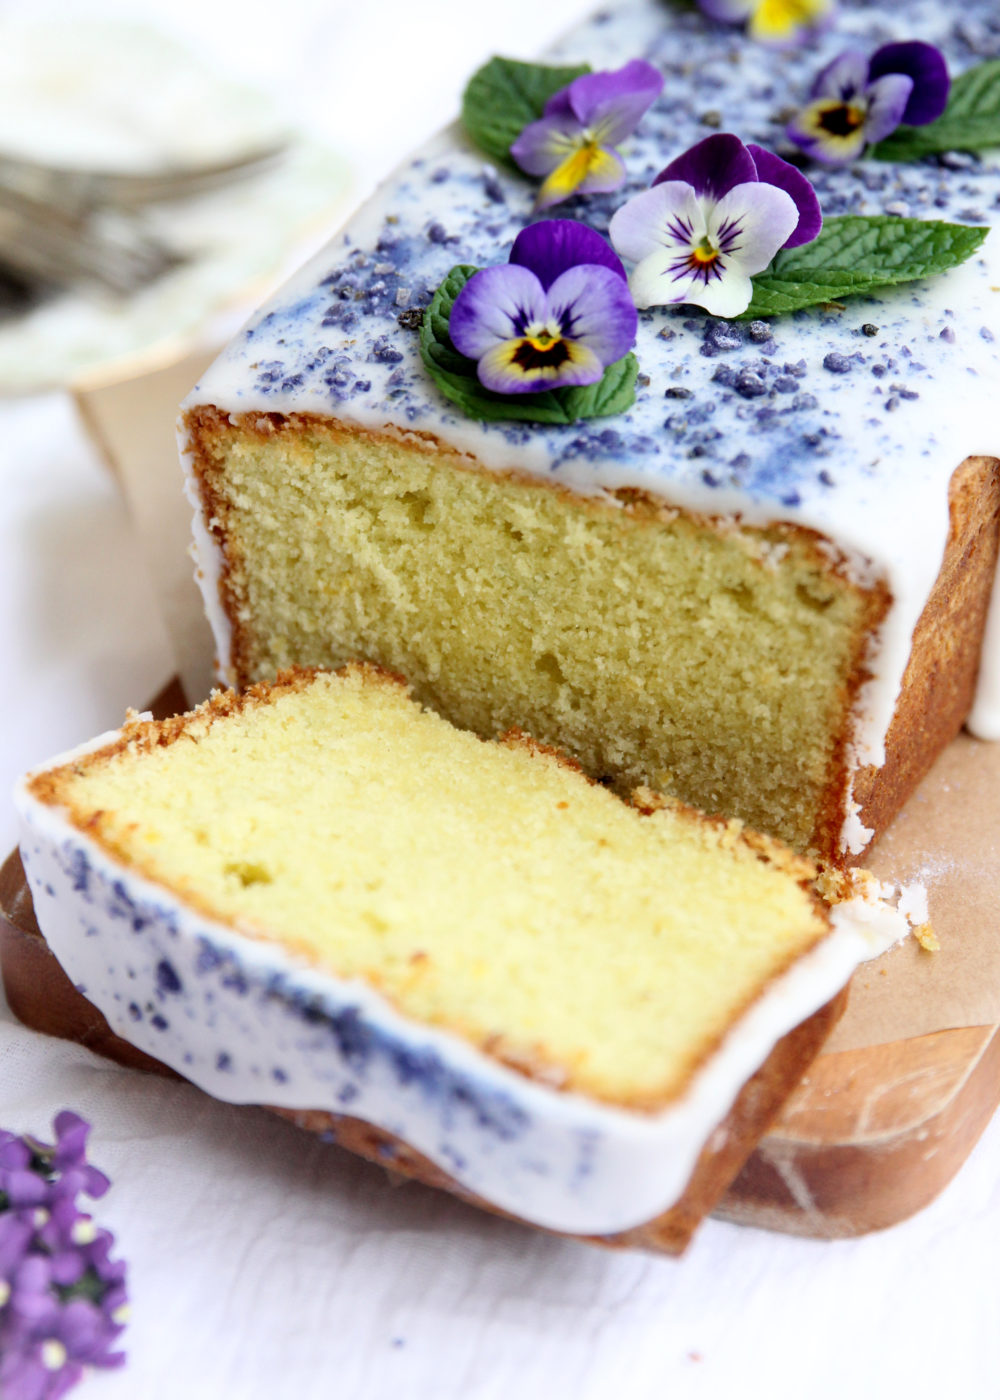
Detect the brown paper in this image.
<box><xmin>75</xmin><ymin>359</ymin><xmax>1000</xmax><ymax>1059</ymax></box>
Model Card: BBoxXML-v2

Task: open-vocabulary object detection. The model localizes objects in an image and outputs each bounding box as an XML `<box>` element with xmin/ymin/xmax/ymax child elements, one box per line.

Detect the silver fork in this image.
<box><xmin>0</xmin><ymin>139</ymin><xmax>288</xmax><ymax>212</ymax></box>
<box><xmin>0</xmin><ymin>183</ymin><xmax>181</xmax><ymax>295</ymax></box>
<box><xmin>0</xmin><ymin>139</ymin><xmax>288</xmax><ymax>295</ymax></box>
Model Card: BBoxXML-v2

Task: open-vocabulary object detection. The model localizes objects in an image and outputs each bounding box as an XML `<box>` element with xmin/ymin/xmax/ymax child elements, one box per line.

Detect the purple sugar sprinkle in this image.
<box><xmin>371</xmin><ymin>337</ymin><xmax>404</xmax><ymax>364</ymax></box>
<box><xmin>427</xmin><ymin>223</ymin><xmax>450</xmax><ymax>244</ymax></box>
<box><xmin>823</xmin><ymin>352</ymin><xmax>853</xmax><ymax>373</ymax></box>
<box><xmin>735</xmin><ymin>371</ymin><xmax>768</xmax><ymax>399</ymax></box>
<box><xmin>940</xmin><ymin>326</ymin><xmax>956</xmax><ymax>343</ymax></box>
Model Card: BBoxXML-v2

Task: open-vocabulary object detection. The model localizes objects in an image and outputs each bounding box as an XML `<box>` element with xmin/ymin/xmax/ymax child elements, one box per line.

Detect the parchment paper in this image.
<box><xmin>74</xmin><ymin>358</ymin><xmax>1000</xmax><ymax>1058</ymax></box>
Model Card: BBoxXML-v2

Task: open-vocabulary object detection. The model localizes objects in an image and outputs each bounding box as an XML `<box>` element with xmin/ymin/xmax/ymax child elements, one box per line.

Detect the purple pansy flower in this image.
<box><xmin>1</xmin><ymin>1113</ymin><xmax>127</xmax><ymax>1400</ymax></box>
<box><xmin>608</xmin><ymin>134</ymin><xmax>821</xmax><ymax>317</ymax></box>
<box><xmin>788</xmin><ymin>41</ymin><xmax>950</xmax><ymax>164</ymax></box>
<box><xmin>510</xmin><ymin>60</ymin><xmax>663</xmax><ymax>209</ymax></box>
<box><xmin>697</xmin><ymin>0</ymin><xmax>835</xmax><ymax>46</ymax></box>
<box><xmin>449</xmin><ymin>219</ymin><xmax>638</xmax><ymax>394</ymax></box>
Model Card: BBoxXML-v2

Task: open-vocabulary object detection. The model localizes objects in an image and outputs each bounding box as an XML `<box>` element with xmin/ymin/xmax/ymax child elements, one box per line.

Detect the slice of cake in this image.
<box><xmin>15</xmin><ymin>664</ymin><xmax>884</xmax><ymax>1252</ymax></box>
<box><xmin>180</xmin><ymin>0</ymin><xmax>1000</xmax><ymax>866</ymax></box>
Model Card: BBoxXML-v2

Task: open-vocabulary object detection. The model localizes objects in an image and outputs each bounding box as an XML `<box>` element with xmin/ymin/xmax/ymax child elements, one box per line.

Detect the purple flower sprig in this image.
<box><xmin>450</xmin><ymin>220</ymin><xmax>638</xmax><ymax>395</ymax></box>
<box><xmin>608</xmin><ymin>133</ymin><xmax>821</xmax><ymax>318</ymax></box>
<box><xmin>0</xmin><ymin>1113</ymin><xmax>127</xmax><ymax>1400</ymax></box>
<box><xmin>697</xmin><ymin>0</ymin><xmax>835</xmax><ymax>47</ymax></box>
<box><xmin>788</xmin><ymin>42</ymin><xmax>951</xmax><ymax>165</ymax></box>
<box><xmin>510</xmin><ymin>60</ymin><xmax>664</xmax><ymax>210</ymax></box>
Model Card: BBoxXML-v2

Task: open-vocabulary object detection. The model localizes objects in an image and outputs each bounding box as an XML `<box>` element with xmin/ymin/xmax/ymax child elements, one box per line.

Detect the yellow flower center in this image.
<box><xmin>691</xmin><ymin>237</ymin><xmax>720</xmax><ymax>267</ymax></box>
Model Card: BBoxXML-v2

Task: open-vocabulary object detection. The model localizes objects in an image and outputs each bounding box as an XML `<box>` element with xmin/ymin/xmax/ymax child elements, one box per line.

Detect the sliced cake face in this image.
<box><xmin>17</xmin><ymin>666</ymin><xmax>871</xmax><ymax>1241</ymax></box>
<box><xmin>26</xmin><ymin>666</ymin><xmax>828</xmax><ymax>1110</ymax></box>
<box><xmin>187</xmin><ymin>410</ymin><xmax>887</xmax><ymax>859</ymax></box>
<box><xmin>181</xmin><ymin>0</ymin><xmax>1000</xmax><ymax>865</ymax></box>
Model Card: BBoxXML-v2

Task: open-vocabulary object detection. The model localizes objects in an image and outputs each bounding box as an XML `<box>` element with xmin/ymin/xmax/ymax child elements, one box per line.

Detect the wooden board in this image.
<box><xmin>6</xmin><ymin>681</ymin><xmax>1000</xmax><ymax>1241</ymax></box>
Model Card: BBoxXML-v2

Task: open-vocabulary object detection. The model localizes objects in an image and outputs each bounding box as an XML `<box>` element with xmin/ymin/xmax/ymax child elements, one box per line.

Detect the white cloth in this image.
<box><xmin>2</xmin><ymin>3</ymin><xmax>1000</xmax><ymax>1397</ymax></box>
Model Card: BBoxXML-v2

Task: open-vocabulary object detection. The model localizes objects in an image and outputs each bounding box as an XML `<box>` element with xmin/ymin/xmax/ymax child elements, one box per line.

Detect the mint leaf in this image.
<box><xmin>419</xmin><ymin>264</ymin><xmax>637</xmax><ymax>425</ymax></box>
<box><xmin>870</xmin><ymin>59</ymin><xmax>1000</xmax><ymax>160</ymax></box>
<box><xmin>742</xmin><ymin>215</ymin><xmax>988</xmax><ymax>319</ymax></box>
<box><xmin>462</xmin><ymin>57</ymin><xmax>591</xmax><ymax>170</ymax></box>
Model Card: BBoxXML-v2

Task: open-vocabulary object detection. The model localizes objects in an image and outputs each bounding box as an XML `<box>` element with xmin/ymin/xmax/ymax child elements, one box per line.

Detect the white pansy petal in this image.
<box><xmin>627</xmin><ymin>249</ymin><xmax>696</xmax><ymax>310</ymax></box>
<box><xmin>696</xmin><ymin>268</ymin><xmax>755</xmax><ymax>318</ymax></box>
<box><xmin>707</xmin><ymin>182</ymin><xmax>799</xmax><ymax>277</ymax></box>
<box><xmin>609</xmin><ymin>182</ymin><xmax>706</xmax><ymax>264</ymax></box>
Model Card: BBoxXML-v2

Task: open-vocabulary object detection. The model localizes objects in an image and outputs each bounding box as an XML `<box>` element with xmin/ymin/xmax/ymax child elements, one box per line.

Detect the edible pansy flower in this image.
<box><xmin>608</xmin><ymin>134</ymin><xmax>821</xmax><ymax>317</ymax></box>
<box><xmin>788</xmin><ymin>42</ymin><xmax>950</xmax><ymax>164</ymax></box>
<box><xmin>449</xmin><ymin>219</ymin><xmax>638</xmax><ymax>394</ymax></box>
<box><xmin>510</xmin><ymin>60</ymin><xmax>664</xmax><ymax>210</ymax></box>
<box><xmin>697</xmin><ymin>0</ymin><xmax>834</xmax><ymax>46</ymax></box>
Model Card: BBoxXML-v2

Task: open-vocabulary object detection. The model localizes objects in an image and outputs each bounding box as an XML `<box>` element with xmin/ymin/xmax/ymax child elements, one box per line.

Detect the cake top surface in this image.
<box><xmin>189</xmin><ymin>0</ymin><xmax>998</xmax><ymax>527</ymax></box>
<box><xmin>185</xmin><ymin>0</ymin><xmax>1000</xmax><ymax>753</ymax></box>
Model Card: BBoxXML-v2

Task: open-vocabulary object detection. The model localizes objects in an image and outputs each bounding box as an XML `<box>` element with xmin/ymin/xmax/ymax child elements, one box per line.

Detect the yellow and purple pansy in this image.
<box><xmin>608</xmin><ymin>134</ymin><xmax>822</xmax><ymax>318</ymax></box>
<box><xmin>510</xmin><ymin>60</ymin><xmax>664</xmax><ymax>210</ymax></box>
<box><xmin>787</xmin><ymin>42</ymin><xmax>950</xmax><ymax>165</ymax></box>
<box><xmin>449</xmin><ymin>220</ymin><xmax>638</xmax><ymax>394</ymax></box>
<box><xmin>697</xmin><ymin>0</ymin><xmax>834</xmax><ymax>46</ymax></box>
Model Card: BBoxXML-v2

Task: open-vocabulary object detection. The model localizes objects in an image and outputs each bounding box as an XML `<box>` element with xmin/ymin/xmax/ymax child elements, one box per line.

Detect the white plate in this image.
<box><xmin>0</xmin><ymin>17</ymin><xmax>352</xmax><ymax>394</ymax></box>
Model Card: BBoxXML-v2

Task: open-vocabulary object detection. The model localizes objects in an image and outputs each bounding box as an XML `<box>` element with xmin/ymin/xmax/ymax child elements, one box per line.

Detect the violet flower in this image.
<box><xmin>0</xmin><ymin>1113</ymin><xmax>127</xmax><ymax>1400</ymax></box>
<box><xmin>449</xmin><ymin>219</ymin><xmax>638</xmax><ymax>394</ymax></box>
<box><xmin>510</xmin><ymin>59</ymin><xmax>663</xmax><ymax>209</ymax></box>
<box><xmin>788</xmin><ymin>42</ymin><xmax>950</xmax><ymax>165</ymax></box>
<box><xmin>608</xmin><ymin>133</ymin><xmax>821</xmax><ymax>317</ymax></box>
<box><xmin>697</xmin><ymin>0</ymin><xmax>835</xmax><ymax>46</ymax></box>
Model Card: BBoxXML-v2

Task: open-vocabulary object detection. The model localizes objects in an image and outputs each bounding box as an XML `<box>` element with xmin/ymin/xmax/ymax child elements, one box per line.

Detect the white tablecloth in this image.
<box><xmin>3</xmin><ymin>3</ymin><xmax>999</xmax><ymax>1396</ymax></box>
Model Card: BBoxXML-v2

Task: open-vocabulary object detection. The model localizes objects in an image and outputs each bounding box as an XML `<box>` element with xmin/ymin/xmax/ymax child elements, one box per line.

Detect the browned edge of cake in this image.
<box><xmin>852</xmin><ymin>455</ymin><xmax>1000</xmax><ymax>845</ymax></box>
<box><xmin>0</xmin><ymin>850</ymin><xmax>848</xmax><ymax>1256</ymax></box>
<box><xmin>182</xmin><ymin>407</ymin><xmax>912</xmax><ymax>865</ymax></box>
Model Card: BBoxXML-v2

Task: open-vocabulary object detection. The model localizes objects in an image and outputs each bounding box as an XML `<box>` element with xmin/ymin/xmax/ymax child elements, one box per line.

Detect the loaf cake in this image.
<box><xmin>181</xmin><ymin>0</ymin><xmax>1000</xmax><ymax>866</ymax></box>
<box><xmin>15</xmin><ymin>664</ymin><xmax>902</xmax><ymax>1252</ymax></box>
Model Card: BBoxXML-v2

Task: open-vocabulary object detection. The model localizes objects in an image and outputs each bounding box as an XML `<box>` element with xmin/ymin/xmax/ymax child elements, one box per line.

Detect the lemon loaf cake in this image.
<box><xmin>181</xmin><ymin>0</ymin><xmax>1000</xmax><ymax>865</ymax></box>
<box><xmin>16</xmin><ymin>664</ymin><xmax>890</xmax><ymax>1252</ymax></box>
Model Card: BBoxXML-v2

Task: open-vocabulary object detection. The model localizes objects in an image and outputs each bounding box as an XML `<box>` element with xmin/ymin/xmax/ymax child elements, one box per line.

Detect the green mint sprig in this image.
<box><xmin>419</xmin><ymin>265</ymin><xmax>638</xmax><ymax>425</ymax></box>
<box><xmin>461</xmin><ymin>58</ymin><xmax>591</xmax><ymax>170</ymax></box>
<box><xmin>870</xmin><ymin>58</ymin><xmax>1000</xmax><ymax>161</ymax></box>
<box><xmin>741</xmin><ymin>215</ymin><xmax>989</xmax><ymax>319</ymax></box>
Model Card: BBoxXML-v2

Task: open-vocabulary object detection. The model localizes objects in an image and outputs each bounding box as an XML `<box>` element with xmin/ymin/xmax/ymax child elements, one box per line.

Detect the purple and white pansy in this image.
<box><xmin>697</xmin><ymin>0</ymin><xmax>835</xmax><ymax>47</ymax></box>
<box><xmin>510</xmin><ymin>60</ymin><xmax>664</xmax><ymax>209</ymax></box>
<box><xmin>608</xmin><ymin>134</ymin><xmax>822</xmax><ymax>317</ymax></box>
<box><xmin>788</xmin><ymin>42</ymin><xmax>950</xmax><ymax>164</ymax></box>
<box><xmin>450</xmin><ymin>220</ymin><xmax>638</xmax><ymax>394</ymax></box>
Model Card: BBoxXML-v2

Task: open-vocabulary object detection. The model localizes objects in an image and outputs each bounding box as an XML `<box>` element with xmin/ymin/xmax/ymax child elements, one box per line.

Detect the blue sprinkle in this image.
<box><xmin>150</xmin><ymin>1014</ymin><xmax>169</xmax><ymax>1032</ymax></box>
<box><xmin>783</xmin><ymin>360</ymin><xmax>807</xmax><ymax>378</ymax></box>
<box><xmin>216</xmin><ymin>1052</ymin><xmax>233</xmax><ymax>1072</ymax></box>
<box><xmin>981</xmin><ymin>326</ymin><xmax>996</xmax><ymax>342</ymax></box>
<box><xmin>735</xmin><ymin>370</ymin><xmax>767</xmax><ymax>399</ymax></box>
<box><xmin>156</xmin><ymin>960</ymin><xmax>182</xmax><ymax>996</ymax></box>
<box><xmin>940</xmin><ymin>326</ymin><xmax>956</xmax><ymax>343</ymax></box>
<box><xmin>272</xmin><ymin>1068</ymin><xmax>288</xmax><ymax>1084</ymax></box>
<box><xmin>430</xmin><ymin>167</ymin><xmax>450</xmax><ymax>183</ymax></box>
<box><xmin>371</xmin><ymin>336</ymin><xmax>404</xmax><ymax>364</ymax></box>
<box><xmin>774</xmin><ymin>376</ymin><xmax>798</xmax><ymax>394</ymax></box>
<box><xmin>823</xmin><ymin>352</ymin><xmax>853</xmax><ymax>374</ymax></box>
<box><xmin>427</xmin><ymin>223</ymin><xmax>449</xmax><ymax>244</ymax></box>
<box><xmin>354</xmin><ymin>379</ymin><xmax>372</xmax><ymax>393</ymax></box>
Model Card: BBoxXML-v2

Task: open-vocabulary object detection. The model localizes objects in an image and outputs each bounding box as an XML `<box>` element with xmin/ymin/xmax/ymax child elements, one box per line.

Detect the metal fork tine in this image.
<box><xmin>0</xmin><ymin>139</ymin><xmax>289</xmax><ymax>212</ymax></box>
<box><xmin>0</xmin><ymin>184</ymin><xmax>181</xmax><ymax>295</ymax></box>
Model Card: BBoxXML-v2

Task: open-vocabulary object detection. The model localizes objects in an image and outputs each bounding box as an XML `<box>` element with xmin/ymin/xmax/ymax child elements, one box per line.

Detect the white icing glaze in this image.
<box><xmin>179</xmin><ymin>0</ymin><xmax>1000</xmax><ymax>849</ymax></box>
<box><xmin>15</xmin><ymin>740</ymin><xmax>906</xmax><ymax>1238</ymax></box>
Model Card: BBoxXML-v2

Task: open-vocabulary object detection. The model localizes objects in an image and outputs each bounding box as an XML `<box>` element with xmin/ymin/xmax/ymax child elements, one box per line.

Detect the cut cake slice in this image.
<box><xmin>16</xmin><ymin>664</ymin><xmax>894</xmax><ymax>1252</ymax></box>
